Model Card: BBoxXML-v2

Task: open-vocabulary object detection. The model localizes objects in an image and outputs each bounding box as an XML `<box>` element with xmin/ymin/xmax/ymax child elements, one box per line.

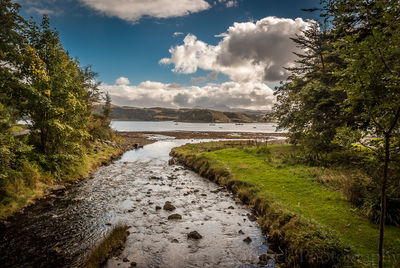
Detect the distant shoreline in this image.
<box><xmin>117</xmin><ymin>131</ymin><xmax>288</xmax><ymax>140</ymax></box>
<box><xmin>111</xmin><ymin>119</ymin><xmax>276</xmax><ymax>123</ymax></box>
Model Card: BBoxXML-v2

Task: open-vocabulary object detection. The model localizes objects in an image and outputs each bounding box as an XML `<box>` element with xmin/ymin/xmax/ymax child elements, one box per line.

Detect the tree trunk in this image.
<box><xmin>378</xmin><ymin>133</ymin><xmax>390</xmax><ymax>268</ymax></box>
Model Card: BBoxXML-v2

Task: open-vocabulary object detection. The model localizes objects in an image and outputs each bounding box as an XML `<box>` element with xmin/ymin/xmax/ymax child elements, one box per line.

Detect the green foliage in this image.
<box><xmin>274</xmin><ymin>22</ymin><xmax>347</xmax><ymax>154</ymax></box>
<box><xmin>102</xmin><ymin>92</ymin><xmax>112</xmax><ymax>120</ymax></box>
<box><xmin>274</xmin><ymin>2</ymin><xmax>400</xmax><ymax>265</ymax></box>
<box><xmin>0</xmin><ymin>1</ymin><xmax>116</xmax><ymax>217</ymax></box>
<box><xmin>172</xmin><ymin>142</ymin><xmax>400</xmax><ymax>266</ymax></box>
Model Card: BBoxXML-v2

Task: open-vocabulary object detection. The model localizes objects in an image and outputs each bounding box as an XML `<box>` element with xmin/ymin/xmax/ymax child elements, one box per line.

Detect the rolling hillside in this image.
<box><xmin>108</xmin><ymin>106</ymin><xmax>267</xmax><ymax>123</ymax></box>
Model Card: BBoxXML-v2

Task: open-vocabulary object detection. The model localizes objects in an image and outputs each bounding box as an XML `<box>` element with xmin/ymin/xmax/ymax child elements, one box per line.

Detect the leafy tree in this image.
<box><xmin>325</xmin><ymin>0</ymin><xmax>400</xmax><ymax>266</ymax></box>
<box><xmin>0</xmin><ymin>1</ymin><xmax>29</xmax><ymax>169</ymax></box>
<box><xmin>13</xmin><ymin>16</ymin><xmax>101</xmax><ymax>175</ymax></box>
<box><xmin>274</xmin><ymin>21</ymin><xmax>347</xmax><ymax>159</ymax></box>
<box><xmin>0</xmin><ymin>0</ymin><xmax>26</xmax><ymax>118</ymax></box>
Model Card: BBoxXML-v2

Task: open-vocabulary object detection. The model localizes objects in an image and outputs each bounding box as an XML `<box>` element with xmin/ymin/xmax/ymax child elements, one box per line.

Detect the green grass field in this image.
<box><xmin>172</xmin><ymin>142</ymin><xmax>400</xmax><ymax>267</ymax></box>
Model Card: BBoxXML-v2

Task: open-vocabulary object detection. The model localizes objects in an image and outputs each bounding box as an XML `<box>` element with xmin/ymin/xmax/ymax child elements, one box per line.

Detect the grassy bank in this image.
<box><xmin>0</xmin><ymin>138</ymin><xmax>129</xmax><ymax>220</ymax></box>
<box><xmin>84</xmin><ymin>225</ymin><xmax>129</xmax><ymax>268</ymax></box>
<box><xmin>171</xmin><ymin>142</ymin><xmax>400</xmax><ymax>267</ymax></box>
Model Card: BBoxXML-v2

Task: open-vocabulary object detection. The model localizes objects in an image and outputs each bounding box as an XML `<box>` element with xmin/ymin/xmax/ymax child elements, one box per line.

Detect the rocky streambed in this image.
<box><xmin>0</xmin><ymin>136</ymin><xmax>276</xmax><ymax>268</ymax></box>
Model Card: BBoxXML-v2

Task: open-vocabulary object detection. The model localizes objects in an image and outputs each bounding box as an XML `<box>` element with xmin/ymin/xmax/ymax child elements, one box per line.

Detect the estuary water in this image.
<box><xmin>111</xmin><ymin>121</ymin><xmax>283</xmax><ymax>133</ymax></box>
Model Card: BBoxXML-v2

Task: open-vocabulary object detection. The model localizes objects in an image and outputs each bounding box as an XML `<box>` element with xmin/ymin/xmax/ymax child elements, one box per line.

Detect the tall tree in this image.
<box><xmin>274</xmin><ymin>21</ymin><xmax>347</xmax><ymax>158</ymax></box>
<box><xmin>19</xmin><ymin>16</ymin><xmax>97</xmax><ymax>166</ymax></box>
<box><xmin>0</xmin><ymin>0</ymin><xmax>26</xmax><ymax>116</ymax></box>
<box><xmin>0</xmin><ymin>1</ymin><xmax>29</xmax><ymax>176</ymax></box>
<box><xmin>102</xmin><ymin>92</ymin><xmax>112</xmax><ymax>121</ymax></box>
<box><xmin>325</xmin><ymin>0</ymin><xmax>400</xmax><ymax>266</ymax></box>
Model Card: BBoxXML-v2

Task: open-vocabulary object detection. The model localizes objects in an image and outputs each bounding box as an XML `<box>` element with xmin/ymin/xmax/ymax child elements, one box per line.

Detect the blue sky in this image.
<box><xmin>16</xmin><ymin>0</ymin><xmax>322</xmax><ymax>111</ymax></box>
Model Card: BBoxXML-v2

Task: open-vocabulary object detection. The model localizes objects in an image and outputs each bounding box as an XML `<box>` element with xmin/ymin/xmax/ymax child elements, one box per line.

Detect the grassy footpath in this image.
<box><xmin>0</xmin><ymin>138</ymin><xmax>129</xmax><ymax>220</ymax></box>
<box><xmin>171</xmin><ymin>142</ymin><xmax>400</xmax><ymax>267</ymax></box>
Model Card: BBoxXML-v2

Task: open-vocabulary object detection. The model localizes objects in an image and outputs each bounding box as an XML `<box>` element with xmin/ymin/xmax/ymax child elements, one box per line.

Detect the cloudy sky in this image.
<box><xmin>16</xmin><ymin>0</ymin><xmax>321</xmax><ymax>111</ymax></box>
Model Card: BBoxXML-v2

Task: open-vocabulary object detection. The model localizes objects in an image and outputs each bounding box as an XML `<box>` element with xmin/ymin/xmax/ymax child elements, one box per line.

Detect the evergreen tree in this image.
<box><xmin>102</xmin><ymin>92</ymin><xmax>112</xmax><ymax>120</ymax></box>
<box><xmin>274</xmin><ymin>21</ymin><xmax>347</xmax><ymax>157</ymax></box>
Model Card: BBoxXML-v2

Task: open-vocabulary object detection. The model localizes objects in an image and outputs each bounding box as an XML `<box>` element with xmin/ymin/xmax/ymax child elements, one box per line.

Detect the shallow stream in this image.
<box><xmin>0</xmin><ymin>136</ymin><xmax>274</xmax><ymax>268</ymax></box>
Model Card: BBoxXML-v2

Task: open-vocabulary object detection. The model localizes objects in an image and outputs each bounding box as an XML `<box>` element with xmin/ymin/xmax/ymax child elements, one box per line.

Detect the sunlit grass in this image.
<box><xmin>172</xmin><ymin>142</ymin><xmax>400</xmax><ymax>266</ymax></box>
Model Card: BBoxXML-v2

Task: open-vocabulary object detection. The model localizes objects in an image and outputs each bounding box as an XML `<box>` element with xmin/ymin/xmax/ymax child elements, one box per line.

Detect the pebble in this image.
<box><xmin>168</xmin><ymin>213</ymin><xmax>182</xmax><ymax>220</ymax></box>
<box><xmin>243</xmin><ymin>237</ymin><xmax>252</xmax><ymax>244</ymax></box>
<box><xmin>187</xmin><ymin>231</ymin><xmax>203</xmax><ymax>240</ymax></box>
<box><xmin>163</xmin><ymin>201</ymin><xmax>176</xmax><ymax>211</ymax></box>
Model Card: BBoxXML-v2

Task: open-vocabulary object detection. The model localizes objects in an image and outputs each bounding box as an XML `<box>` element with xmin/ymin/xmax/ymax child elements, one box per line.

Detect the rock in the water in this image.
<box><xmin>243</xmin><ymin>237</ymin><xmax>252</xmax><ymax>244</ymax></box>
<box><xmin>171</xmin><ymin>239</ymin><xmax>179</xmax><ymax>243</ymax></box>
<box><xmin>168</xmin><ymin>213</ymin><xmax>182</xmax><ymax>220</ymax></box>
<box><xmin>123</xmin><ymin>257</ymin><xmax>129</xmax><ymax>262</ymax></box>
<box><xmin>247</xmin><ymin>213</ymin><xmax>257</xmax><ymax>222</ymax></box>
<box><xmin>238</xmin><ymin>230</ymin><xmax>245</xmax><ymax>235</ymax></box>
<box><xmin>187</xmin><ymin>231</ymin><xmax>202</xmax><ymax>240</ymax></box>
<box><xmin>163</xmin><ymin>201</ymin><xmax>176</xmax><ymax>211</ymax></box>
<box><xmin>155</xmin><ymin>205</ymin><xmax>162</xmax><ymax>210</ymax></box>
<box><xmin>258</xmin><ymin>253</ymin><xmax>274</xmax><ymax>265</ymax></box>
<box><xmin>130</xmin><ymin>262</ymin><xmax>137</xmax><ymax>267</ymax></box>
<box><xmin>228</xmin><ymin>206</ymin><xmax>234</xmax><ymax>209</ymax></box>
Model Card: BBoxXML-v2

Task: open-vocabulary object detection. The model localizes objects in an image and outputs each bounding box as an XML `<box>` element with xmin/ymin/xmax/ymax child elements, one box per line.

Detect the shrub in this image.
<box><xmin>362</xmin><ymin>196</ymin><xmax>400</xmax><ymax>226</ymax></box>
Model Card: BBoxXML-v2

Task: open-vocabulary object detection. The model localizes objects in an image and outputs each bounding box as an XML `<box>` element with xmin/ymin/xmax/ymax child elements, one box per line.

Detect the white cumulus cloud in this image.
<box><xmin>160</xmin><ymin>16</ymin><xmax>312</xmax><ymax>82</ymax></box>
<box><xmin>101</xmin><ymin>80</ymin><xmax>275</xmax><ymax>111</ymax></box>
<box><xmin>79</xmin><ymin>0</ymin><xmax>211</xmax><ymax>22</ymax></box>
<box><xmin>116</xmin><ymin>76</ymin><xmax>130</xmax><ymax>85</ymax></box>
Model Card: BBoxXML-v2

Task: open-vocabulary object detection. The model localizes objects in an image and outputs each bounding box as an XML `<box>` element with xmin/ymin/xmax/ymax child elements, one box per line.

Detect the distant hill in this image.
<box><xmin>106</xmin><ymin>105</ymin><xmax>268</xmax><ymax>123</ymax></box>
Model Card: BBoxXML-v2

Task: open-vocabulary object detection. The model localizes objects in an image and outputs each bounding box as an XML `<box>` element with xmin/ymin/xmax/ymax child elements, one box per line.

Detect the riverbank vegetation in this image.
<box><xmin>0</xmin><ymin>1</ymin><xmax>118</xmax><ymax>219</ymax></box>
<box><xmin>171</xmin><ymin>141</ymin><xmax>400</xmax><ymax>267</ymax></box>
<box><xmin>84</xmin><ymin>225</ymin><xmax>130</xmax><ymax>268</ymax></box>
<box><xmin>273</xmin><ymin>1</ymin><xmax>400</xmax><ymax>267</ymax></box>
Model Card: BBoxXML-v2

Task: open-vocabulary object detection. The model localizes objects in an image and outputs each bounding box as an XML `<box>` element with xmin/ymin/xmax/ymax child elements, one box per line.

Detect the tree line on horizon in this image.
<box><xmin>274</xmin><ymin>1</ymin><xmax>399</xmax><ymax>266</ymax></box>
